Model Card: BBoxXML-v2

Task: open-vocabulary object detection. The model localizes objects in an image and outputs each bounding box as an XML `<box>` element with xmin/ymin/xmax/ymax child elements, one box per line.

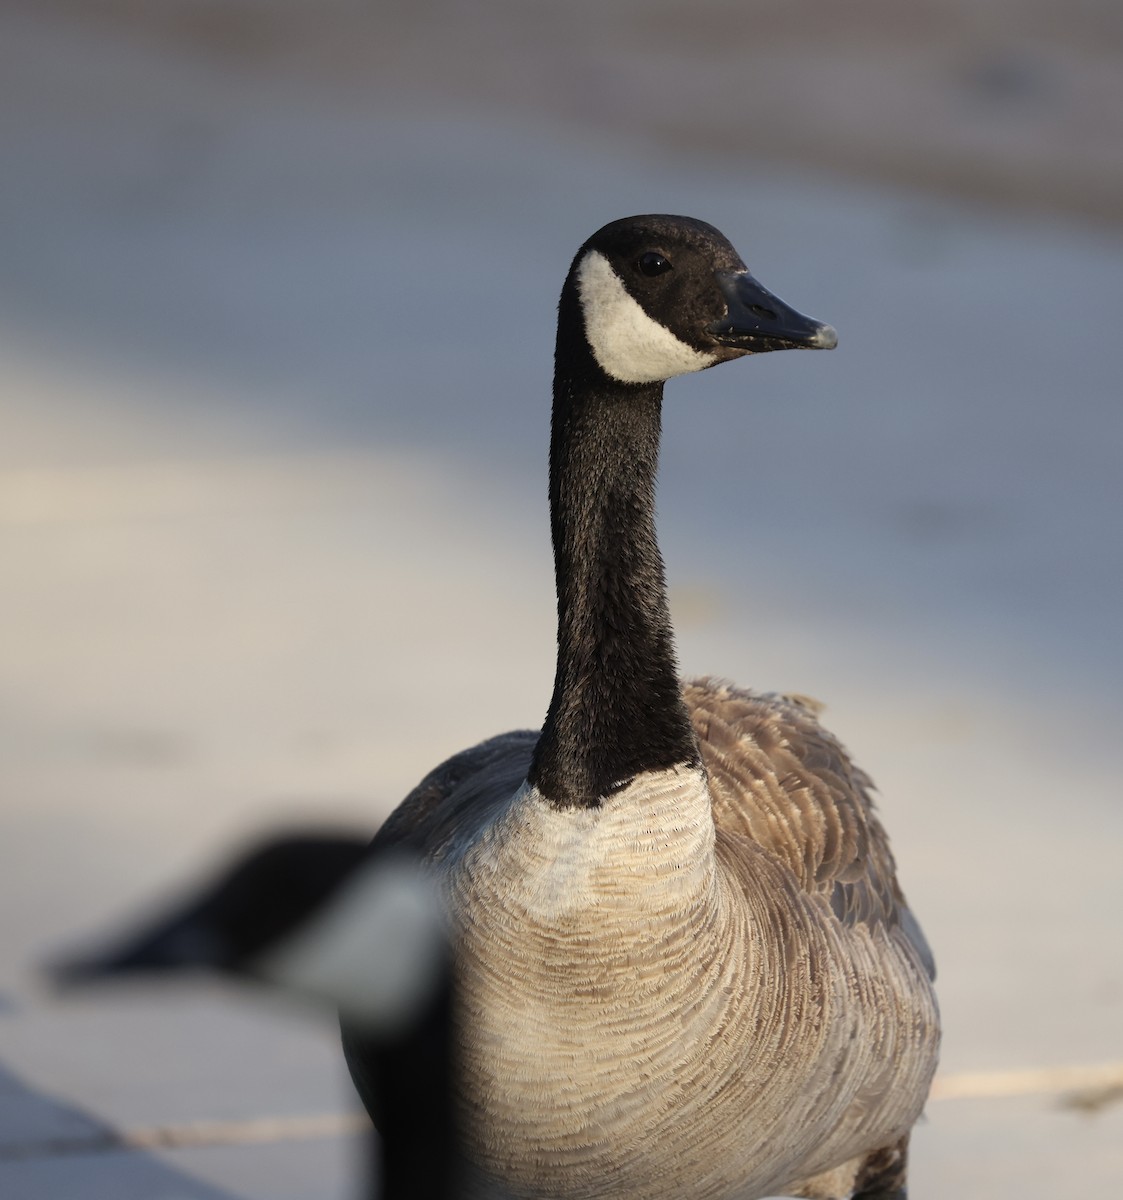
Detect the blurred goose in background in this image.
<box><xmin>51</xmin><ymin>834</ymin><xmax>459</xmax><ymax>1200</ymax></box>
<box><xmin>342</xmin><ymin>215</ymin><xmax>939</xmax><ymax>1200</ymax></box>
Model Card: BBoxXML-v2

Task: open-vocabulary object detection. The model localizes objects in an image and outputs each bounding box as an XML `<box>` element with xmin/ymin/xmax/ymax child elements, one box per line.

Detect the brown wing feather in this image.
<box><xmin>685</xmin><ymin>676</ymin><xmax>935</xmax><ymax>978</ymax></box>
<box><xmin>371</xmin><ymin>730</ymin><xmax>538</xmax><ymax>859</ymax></box>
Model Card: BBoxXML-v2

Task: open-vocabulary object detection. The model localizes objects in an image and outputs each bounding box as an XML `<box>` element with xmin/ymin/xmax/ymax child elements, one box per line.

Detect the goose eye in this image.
<box><xmin>637</xmin><ymin>252</ymin><xmax>671</xmax><ymax>277</ymax></box>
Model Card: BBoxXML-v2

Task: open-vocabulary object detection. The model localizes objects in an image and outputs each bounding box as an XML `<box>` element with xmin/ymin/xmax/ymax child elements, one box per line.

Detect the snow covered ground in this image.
<box><xmin>1</xmin><ymin>8</ymin><xmax>1121</xmax><ymax>1197</ymax></box>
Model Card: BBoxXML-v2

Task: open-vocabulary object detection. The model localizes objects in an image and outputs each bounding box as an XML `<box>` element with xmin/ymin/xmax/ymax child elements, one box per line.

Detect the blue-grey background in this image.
<box><xmin>1</xmin><ymin>3</ymin><xmax>1121</xmax><ymax>1196</ymax></box>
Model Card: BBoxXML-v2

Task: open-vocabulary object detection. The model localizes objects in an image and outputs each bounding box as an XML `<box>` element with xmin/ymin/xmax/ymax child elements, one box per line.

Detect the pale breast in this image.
<box><xmin>443</xmin><ymin>757</ymin><xmax>937</xmax><ymax>1199</ymax></box>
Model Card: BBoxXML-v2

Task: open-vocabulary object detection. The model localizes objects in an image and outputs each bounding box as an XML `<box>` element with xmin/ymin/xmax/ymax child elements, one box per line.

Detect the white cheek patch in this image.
<box><xmin>576</xmin><ymin>250</ymin><xmax>718</xmax><ymax>384</ymax></box>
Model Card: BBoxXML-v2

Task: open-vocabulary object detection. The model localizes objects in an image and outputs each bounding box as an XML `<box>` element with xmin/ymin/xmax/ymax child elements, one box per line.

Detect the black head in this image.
<box><xmin>48</xmin><ymin>834</ymin><xmax>372</xmax><ymax>985</ymax></box>
<box><xmin>49</xmin><ymin>833</ymin><xmax>449</xmax><ymax>1035</ymax></box>
<box><xmin>567</xmin><ymin>214</ymin><xmax>836</xmax><ymax>385</ymax></box>
<box><xmin>49</xmin><ymin>835</ymin><xmax>458</xmax><ymax>1200</ymax></box>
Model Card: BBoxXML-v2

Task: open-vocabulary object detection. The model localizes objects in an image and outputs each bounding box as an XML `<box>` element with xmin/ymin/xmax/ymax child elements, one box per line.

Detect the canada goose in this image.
<box><xmin>51</xmin><ymin>835</ymin><xmax>459</xmax><ymax>1200</ymax></box>
<box><xmin>342</xmin><ymin>215</ymin><xmax>939</xmax><ymax>1200</ymax></box>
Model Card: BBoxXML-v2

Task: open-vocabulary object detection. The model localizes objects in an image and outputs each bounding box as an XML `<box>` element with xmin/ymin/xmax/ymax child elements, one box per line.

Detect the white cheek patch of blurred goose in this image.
<box><xmin>255</xmin><ymin>856</ymin><xmax>446</xmax><ymax>1034</ymax></box>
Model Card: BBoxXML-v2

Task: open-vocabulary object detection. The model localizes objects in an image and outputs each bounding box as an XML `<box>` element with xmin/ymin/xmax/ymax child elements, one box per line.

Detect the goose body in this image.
<box><xmin>343</xmin><ymin>215</ymin><xmax>939</xmax><ymax>1199</ymax></box>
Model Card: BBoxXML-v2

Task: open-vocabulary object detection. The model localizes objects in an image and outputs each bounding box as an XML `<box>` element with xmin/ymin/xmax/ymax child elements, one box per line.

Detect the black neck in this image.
<box><xmin>528</xmin><ymin>286</ymin><xmax>699</xmax><ymax>809</ymax></box>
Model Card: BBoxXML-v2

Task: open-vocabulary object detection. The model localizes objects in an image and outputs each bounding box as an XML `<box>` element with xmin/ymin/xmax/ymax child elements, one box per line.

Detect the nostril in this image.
<box><xmin>750</xmin><ymin>305</ymin><xmax>777</xmax><ymax>321</ymax></box>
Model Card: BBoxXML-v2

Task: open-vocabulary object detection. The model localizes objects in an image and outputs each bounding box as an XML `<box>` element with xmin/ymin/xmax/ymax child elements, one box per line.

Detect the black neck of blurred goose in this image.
<box><xmin>366</xmin><ymin>974</ymin><xmax>459</xmax><ymax>1200</ymax></box>
<box><xmin>528</xmin><ymin>280</ymin><xmax>699</xmax><ymax>810</ymax></box>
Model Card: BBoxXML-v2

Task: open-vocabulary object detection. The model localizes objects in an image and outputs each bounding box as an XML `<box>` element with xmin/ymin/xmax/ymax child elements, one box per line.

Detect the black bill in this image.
<box><xmin>708</xmin><ymin>270</ymin><xmax>838</xmax><ymax>352</ymax></box>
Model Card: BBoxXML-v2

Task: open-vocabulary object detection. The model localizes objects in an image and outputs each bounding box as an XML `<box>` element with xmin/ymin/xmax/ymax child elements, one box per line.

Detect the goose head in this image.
<box><xmin>566</xmin><ymin>213</ymin><xmax>837</xmax><ymax>386</ymax></box>
<box><xmin>48</xmin><ymin>835</ymin><xmax>459</xmax><ymax>1200</ymax></box>
<box><xmin>49</xmin><ymin>835</ymin><xmax>448</xmax><ymax>1036</ymax></box>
